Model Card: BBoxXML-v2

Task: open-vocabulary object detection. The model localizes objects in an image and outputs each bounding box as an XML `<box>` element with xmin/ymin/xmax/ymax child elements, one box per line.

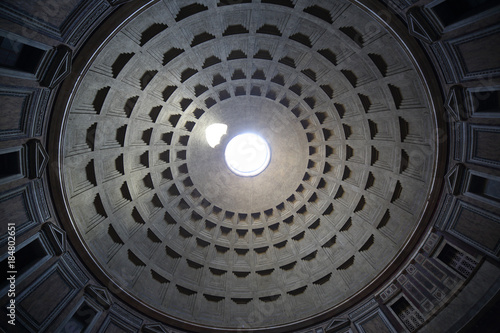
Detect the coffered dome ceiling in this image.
<box><xmin>58</xmin><ymin>0</ymin><xmax>441</xmax><ymax>330</ymax></box>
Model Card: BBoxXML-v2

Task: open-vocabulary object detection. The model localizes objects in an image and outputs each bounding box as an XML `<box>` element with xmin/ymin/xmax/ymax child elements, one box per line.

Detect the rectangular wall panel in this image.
<box><xmin>0</xmin><ymin>85</ymin><xmax>50</xmax><ymax>140</ymax></box>
<box><xmin>467</xmin><ymin>124</ymin><xmax>500</xmax><ymax>169</ymax></box>
<box><xmin>355</xmin><ymin>309</ymin><xmax>396</xmax><ymax>333</ymax></box>
<box><xmin>445</xmin><ymin>25</ymin><xmax>500</xmax><ymax>81</ymax></box>
<box><xmin>0</xmin><ymin>185</ymin><xmax>39</xmax><ymax>246</ymax></box>
<box><xmin>447</xmin><ymin>200</ymin><xmax>500</xmax><ymax>257</ymax></box>
<box><xmin>16</xmin><ymin>258</ymin><xmax>85</xmax><ymax>332</ymax></box>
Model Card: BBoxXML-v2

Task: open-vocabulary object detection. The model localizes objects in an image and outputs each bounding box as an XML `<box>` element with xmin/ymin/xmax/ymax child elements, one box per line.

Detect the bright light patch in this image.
<box><xmin>205</xmin><ymin>123</ymin><xmax>228</xmax><ymax>148</ymax></box>
<box><xmin>225</xmin><ymin>133</ymin><xmax>271</xmax><ymax>177</ymax></box>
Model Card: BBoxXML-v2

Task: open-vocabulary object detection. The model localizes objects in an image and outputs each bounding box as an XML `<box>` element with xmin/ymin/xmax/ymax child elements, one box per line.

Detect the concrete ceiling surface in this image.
<box><xmin>58</xmin><ymin>0</ymin><xmax>440</xmax><ymax>330</ymax></box>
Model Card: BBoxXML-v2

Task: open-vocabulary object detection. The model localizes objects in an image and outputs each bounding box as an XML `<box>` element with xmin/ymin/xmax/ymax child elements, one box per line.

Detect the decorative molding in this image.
<box><xmin>433</xmin><ymin>194</ymin><xmax>455</xmax><ymax>230</ymax></box>
<box><xmin>348</xmin><ymin>298</ymin><xmax>378</xmax><ymax>320</ymax></box>
<box><xmin>453</xmin><ymin>122</ymin><xmax>466</xmax><ymax>162</ymax></box>
<box><xmin>142</xmin><ymin>323</ymin><xmax>170</xmax><ymax>333</ymax></box>
<box><xmin>39</xmin><ymin>45</ymin><xmax>73</xmax><ymax>88</ymax></box>
<box><xmin>42</xmin><ymin>222</ymin><xmax>67</xmax><ymax>255</ymax></box>
<box><xmin>25</xmin><ymin>139</ymin><xmax>49</xmax><ymax>179</ymax></box>
<box><xmin>327</xmin><ymin>317</ymin><xmax>351</xmax><ymax>331</ymax></box>
<box><xmin>429</xmin><ymin>42</ymin><xmax>457</xmax><ymax>84</ymax></box>
<box><xmin>445</xmin><ymin>86</ymin><xmax>467</xmax><ymax>121</ymax></box>
<box><xmin>406</xmin><ymin>7</ymin><xmax>439</xmax><ymax>44</ymax></box>
<box><xmin>32</xmin><ymin>178</ymin><xmax>51</xmax><ymax>221</ymax></box>
<box><xmin>67</xmin><ymin>1</ymin><xmax>111</xmax><ymax>46</ymax></box>
<box><xmin>86</xmin><ymin>284</ymin><xmax>113</xmax><ymax>309</ymax></box>
<box><xmin>33</xmin><ymin>88</ymin><xmax>51</xmax><ymax>137</ymax></box>
<box><xmin>422</xmin><ymin>232</ymin><xmax>441</xmax><ymax>255</ymax></box>
<box><xmin>379</xmin><ymin>282</ymin><xmax>399</xmax><ymax>303</ymax></box>
<box><xmin>61</xmin><ymin>252</ymin><xmax>90</xmax><ymax>286</ymax></box>
<box><xmin>445</xmin><ymin>163</ymin><xmax>465</xmax><ymax>195</ymax></box>
<box><xmin>385</xmin><ymin>0</ymin><xmax>418</xmax><ymax>11</ymax></box>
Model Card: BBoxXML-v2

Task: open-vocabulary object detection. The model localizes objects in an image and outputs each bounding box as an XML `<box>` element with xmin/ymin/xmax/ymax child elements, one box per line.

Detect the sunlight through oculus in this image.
<box><xmin>224</xmin><ymin>133</ymin><xmax>271</xmax><ymax>177</ymax></box>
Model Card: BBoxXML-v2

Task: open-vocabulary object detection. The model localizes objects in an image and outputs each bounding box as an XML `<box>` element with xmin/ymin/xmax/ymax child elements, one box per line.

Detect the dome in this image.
<box><xmin>1</xmin><ymin>0</ymin><xmax>499</xmax><ymax>332</ymax></box>
<box><xmin>58</xmin><ymin>0</ymin><xmax>440</xmax><ymax>330</ymax></box>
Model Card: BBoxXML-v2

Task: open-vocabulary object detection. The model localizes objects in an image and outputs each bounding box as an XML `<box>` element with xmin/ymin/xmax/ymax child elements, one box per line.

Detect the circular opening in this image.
<box><xmin>225</xmin><ymin>133</ymin><xmax>271</xmax><ymax>177</ymax></box>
